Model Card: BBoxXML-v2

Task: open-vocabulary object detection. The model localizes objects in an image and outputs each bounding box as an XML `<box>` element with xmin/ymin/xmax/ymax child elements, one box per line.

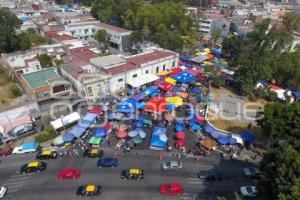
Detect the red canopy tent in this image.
<box><xmin>170</xmin><ymin>68</ymin><xmax>182</xmax><ymax>75</ymax></box>
<box><xmin>185</xmin><ymin>68</ymin><xmax>201</xmax><ymax>76</ymax></box>
<box><xmin>175</xmin><ymin>139</ymin><xmax>185</xmax><ymax>147</ymax></box>
<box><xmin>88</xmin><ymin>107</ymin><xmax>103</xmax><ymax>115</ymax></box>
<box><xmin>116</xmin><ymin>130</ymin><xmax>127</xmax><ymax>139</ymax></box>
<box><xmin>158</xmin><ymin>82</ymin><xmax>173</xmax><ymax>92</ymax></box>
<box><xmin>195</xmin><ymin>114</ymin><xmax>204</xmax><ymax>124</ymax></box>
<box><xmin>145</xmin><ymin>97</ymin><xmax>167</xmax><ymax>114</ymax></box>
<box><xmin>175</xmin><ymin>131</ymin><xmax>186</xmax><ymax>139</ymax></box>
<box><xmin>102</xmin><ymin>123</ymin><xmax>112</xmax><ymax>131</ymax></box>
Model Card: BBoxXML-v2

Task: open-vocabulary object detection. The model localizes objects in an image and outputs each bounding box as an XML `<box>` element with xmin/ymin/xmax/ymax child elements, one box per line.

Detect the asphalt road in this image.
<box><xmin>0</xmin><ymin>149</ymin><xmax>256</xmax><ymax>200</ymax></box>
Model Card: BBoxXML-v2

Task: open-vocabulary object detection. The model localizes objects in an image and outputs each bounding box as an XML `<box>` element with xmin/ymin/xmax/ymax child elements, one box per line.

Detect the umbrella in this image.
<box><xmin>240</xmin><ymin>131</ymin><xmax>255</xmax><ymax>142</ymax></box>
<box><xmin>175</xmin><ymin>131</ymin><xmax>186</xmax><ymax>139</ymax></box>
<box><xmin>53</xmin><ymin>136</ymin><xmax>64</xmax><ymax>146</ymax></box>
<box><xmin>159</xmin><ymin>134</ymin><xmax>168</xmax><ymax>142</ymax></box>
<box><xmin>116</xmin><ymin>103</ymin><xmax>133</xmax><ymax>113</ymax></box>
<box><xmin>132</xmin><ymin>136</ymin><xmax>143</xmax><ymax>144</ymax></box>
<box><xmin>136</xmin><ymin>129</ymin><xmax>146</xmax><ymax>139</ymax></box>
<box><xmin>92</xmin><ymin>128</ymin><xmax>106</xmax><ymax>137</ymax></box>
<box><xmin>175</xmin><ymin>123</ymin><xmax>184</xmax><ymax>132</ymax></box>
<box><xmin>128</xmin><ymin>130</ymin><xmax>138</xmax><ymax>138</ymax></box>
<box><xmin>136</xmin><ymin>121</ymin><xmax>143</xmax><ymax>128</ymax></box>
<box><xmin>63</xmin><ymin>133</ymin><xmax>76</xmax><ymax>142</ymax></box>
<box><xmin>195</xmin><ymin>114</ymin><xmax>204</xmax><ymax>124</ymax></box>
<box><xmin>176</xmin><ymin>139</ymin><xmax>185</xmax><ymax>147</ymax></box>
<box><xmin>116</xmin><ymin>130</ymin><xmax>127</xmax><ymax>139</ymax></box>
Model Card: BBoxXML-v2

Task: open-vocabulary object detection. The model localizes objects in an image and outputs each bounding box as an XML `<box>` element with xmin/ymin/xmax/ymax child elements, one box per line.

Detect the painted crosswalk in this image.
<box><xmin>187</xmin><ymin>177</ymin><xmax>202</xmax><ymax>185</ymax></box>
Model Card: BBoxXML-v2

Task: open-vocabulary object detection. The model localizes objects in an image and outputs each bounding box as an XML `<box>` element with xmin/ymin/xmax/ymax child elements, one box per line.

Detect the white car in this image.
<box><xmin>161</xmin><ymin>160</ymin><xmax>182</xmax><ymax>171</ymax></box>
<box><xmin>240</xmin><ymin>186</ymin><xmax>257</xmax><ymax>198</ymax></box>
<box><xmin>0</xmin><ymin>186</ymin><xmax>7</xmax><ymax>198</ymax></box>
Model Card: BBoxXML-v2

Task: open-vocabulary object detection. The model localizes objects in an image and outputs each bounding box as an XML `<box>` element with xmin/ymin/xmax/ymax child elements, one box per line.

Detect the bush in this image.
<box><xmin>10</xmin><ymin>84</ymin><xmax>22</xmax><ymax>98</ymax></box>
<box><xmin>35</xmin><ymin>132</ymin><xmax>58</xmax><ymax>143</ymax></box>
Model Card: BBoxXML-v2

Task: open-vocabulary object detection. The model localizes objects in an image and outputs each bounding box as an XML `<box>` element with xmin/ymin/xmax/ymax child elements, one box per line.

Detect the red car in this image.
<box><xmin>58</xmin><ymin>169</ymin><xmax>81</xmax><ymax>180</ymax></box>
<box><xmin>160</xmin><ymin>183</ymin><xmax>183</xmax><ymax>196</ymax></box>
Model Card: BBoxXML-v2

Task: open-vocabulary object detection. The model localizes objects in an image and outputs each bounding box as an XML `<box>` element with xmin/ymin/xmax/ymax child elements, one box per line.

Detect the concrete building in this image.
<box><xmin>20</xmin><ymin>67</ymin><xmax>71</xmax><ymax>102</ymax></box>
<box><xmin>65</xmin><ymin>20</ymin><xmax>132</xmax><ymax>52</ymax></box>
<box><xmin>199</xmin><ymin>9</ymin><xmax>231</xmax><ymax>38</ymax></box>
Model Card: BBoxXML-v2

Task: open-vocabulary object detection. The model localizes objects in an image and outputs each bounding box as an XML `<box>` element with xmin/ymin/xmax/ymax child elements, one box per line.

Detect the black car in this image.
<box><xmin>83</xmin><ymin>147</ymin><xmax>104</xmax><ymax>158</ymax></box>
<box><xmin>198</xmin><ymin>170</ymin><xmax>222</xmax><ymax>181</ymax></box>
<box><xmin>76</xmin><ymin>184</ymin><xmax>102</xmax><ymax>196</ymax></box>
<box><xmin>121</xmin><ymin>168</ymin><xmax>144</xmax><ymax>180</ymax></box>
<box><xmin>36</xmin><ymin>149</ymin><xmax>58</xmax><ymax>160</ymax></box>
<box><xmin>20</xmin><ymin>161</ymin><xmax>47</xmax><ymax>174</ymax></box>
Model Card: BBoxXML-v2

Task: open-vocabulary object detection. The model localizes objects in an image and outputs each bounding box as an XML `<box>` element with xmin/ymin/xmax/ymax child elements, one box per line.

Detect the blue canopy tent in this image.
<box><xmin>63</xmin><ymin>133</ymin><xmax>76</xmax><ymax>142</ymax></box>
<box><xmin>144</xmin><ymin>86</ymin><xmax>158</xmax><ymax>95</ymax></box>
<box><xmin>175</xmin><ymin>118</ymin><xmax>184</xmax><ymax>124</ymax></box>
<box><xmin>185</xmin><ymin>63</ymin><xmax>192</xmax><ymax>68</ymax></box>
<box><xmin>191</xmin><ymin>123</ymin><xmax>201</xmax><ymax>132</ymax></box>
<box><xmin>69</xmin><ymin>125</ymin><xmax>86</xmax><ymax>138</ymax></box>
<box><xmin>217</xmin><ymin>136</ymin><xmax>229</xmax><ymax>145</ymax></box>
<box><xmin>228</xmin><ymin>137</ymin><xmax>237</xmax><ymax>145</ymax></box>
<box><xmin>82</xmin><ymin>113</ymin><xmax>97</xmax><ymax>122</ymax></box>
<box><xmin>172</xmin><ymin>72</ymin><xmax>195</xmax><ymax>84</ymax></box>
<box><xmin>77</xmin><ymin>120</ymin><xmax>91</xmax><ymax>129</ymax></box>
<box><xmin>240</xmin><ymin>131</ymin><xmax>255</xmax><ymax>142</ymax></box>
<box><xmin>211</xmin><ymin>48</ymin><xmax>222</xmax><ymax>56</ymax></box>
<box><xmin>175</xmin><ymin>123</ymin><xmax>184</xmax><ymax>132</ymax></box>
<box><xmin>92</xmin><ymin>128</ymin><xmax>107</xmax><ymax>137</ymax></box>
<box><xmin>125</xmin><ymin>98</ymin><xmax>137</xmax><ymax>109</ymax></box>
<box><xmin>149</xmin><ymin>126</ymin><xmax>167</xmax><ymax>150</ymax></box>
<box><xmin>135</xmin><ymin>121</ymin><xmax>143</xmax><ymax>128</ymax></box>
<box><xmin>133</xmin><ymin>93</ymin><xmax>145</xmax><ymax>101</ymax></box>
<box><xmin>204</xmin><ymin>123</ymin><xmax>214</xmax><ymax>133</ymax></box>
<box><xmin>166</xmin><ymin>103</ymin><xmax>175</xmax><ymax>111</ymax></box>
<box><xmin>191</xmin><ymin>87</ymin><xmax>201</xmax><ymax>94</ymax></box>
<box><xmin>108</xmin><ymin>113</ymin><xmax>124</xmax><ymax>120</ymax></box>
<box><xmin>179</xmin><ymin>55</ymin><xmax>192</xmax><ymax>62</ymax></box>
<box><xmin>137</xmin><ymin>102</ymin><xmax>145</xmax><ymax>109</ymax></box>
<box><xmin>210</xmin><ymin>130</ymin><xmax>223</xmax><ymax>139</ymax></box>
<box><xmin>116</xmin><ymin>103</ymin><xmax>134</xmax><ymax>113</ymax></box>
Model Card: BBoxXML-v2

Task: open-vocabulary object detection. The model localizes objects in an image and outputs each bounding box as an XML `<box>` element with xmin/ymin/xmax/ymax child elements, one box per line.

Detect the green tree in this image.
<box><xmin>18</xmin><ymin>32</ymin><xmax>31</xmax><ymax>50</ymax></box>
<box><xmin>258</xmin><ymin>145</ymin><xmax>300</xmax><ymax>200</ymax></box>
<box><xmin>95</xmin><ymin>29</ymin><xmax>108</xmax><ymax>49</ymax></box>
<box><xmin>10</xmin><ymin>84</ymin><xmax>22</xmax><ymax>98</ymax></box>
<box><xmin>212</xmin><ymin>75</ymin><xmax>225</xmax><ymax>87</ymax></box>
<box><xmin>0</xmin><ymin>8</ymin><xmax>22</xmax><ymax>53</ymax></box>
<box><xmin>38</xmin><ymin>54</ymin><xmax>52</xmax><ymax>68</ymax></box>
<box><xmin>282</xmin><ymin>12</ymin><xmax>300</xmax><ymax>33</ymax></box>
<box><xmin>211</xmin><ymin>28</ymin><xmax>222</xmax><ymax>47</ymax></box>
<box><xmin>221</xmin><ymin>36</ymin><xmax>243</xmax><ymax>67</ymax></box>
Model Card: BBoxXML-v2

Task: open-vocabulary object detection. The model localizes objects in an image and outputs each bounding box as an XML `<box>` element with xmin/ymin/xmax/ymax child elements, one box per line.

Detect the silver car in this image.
<box><xmin>161</xmin><ymin>160</ymin><xmax>182</xmax><ymax>171</ymax></box>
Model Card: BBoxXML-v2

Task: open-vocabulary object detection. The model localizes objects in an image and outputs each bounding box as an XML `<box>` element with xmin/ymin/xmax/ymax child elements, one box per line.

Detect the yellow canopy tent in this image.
<box><xmin>166</xmin><ymin>96</ymin><xmax>183</xmax><ymax>106</ymax></box>
<box><xmin>156</xmin><ymin>70</ymin><xmax>171</xmax><ymax>76</ymax></box>
<box><xmin>203</xmin><ymin>61</ymin><xmax>212</xmax><ymax>65</ymax></box>
<box><xmin>204</xmin><ymin>48</ymin><xmax>211</xmax><ymax>53</ymax></box>
<box><xmin>165</xmin><ymin>77</ymin><xmax>176</xmax><ymax>85</ymax></box>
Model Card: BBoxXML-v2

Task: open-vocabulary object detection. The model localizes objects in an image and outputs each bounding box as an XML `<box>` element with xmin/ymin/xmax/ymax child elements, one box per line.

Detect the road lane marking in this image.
<box><xmin>4</xmin><ymin>181</ymin><xmax>26</xmax><ymax>186</ymax></box>
<box><xmin>6</xmin><ymin>176</ymin><xmax>31</xmax><ymax>182</ymax></box>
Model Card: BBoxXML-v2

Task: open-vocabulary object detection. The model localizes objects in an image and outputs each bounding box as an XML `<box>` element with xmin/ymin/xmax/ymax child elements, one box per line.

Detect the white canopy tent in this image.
<box><xmin>127</xmin><ymin>74</ymin><xmax>159</xmax><ymax>88</ymax></box>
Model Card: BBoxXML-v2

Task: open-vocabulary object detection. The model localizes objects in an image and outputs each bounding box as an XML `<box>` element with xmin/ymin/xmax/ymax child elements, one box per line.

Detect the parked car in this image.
<box><xmin>36</xmin><ymin>149</ymin><xmax>58</xmax><ymax>160</ymax></box>
<box><xmin>161</xmin><ymin>160</ymin><xmax>182</xmax><ymax>171</ymax></box>
<box><xmin>198</xmin><ymin>170</ymin><xmax>222</xmax><ymax>181</ymax></box>
<box><xmin>0</xmin><ymin>146</ymin><xmax>13</xmax><ymax>157</ymax></box>
<box><xmin>160</xmin><ymin>183</ymin><xmax>183</xmax><ymax>196</ymax></box>
<box><xmin>58</xmin><ymin>169</ymin><xmax>81</xmax><ymax>180</ymax></box>
<box><xmin>97</xmin><ymin>157</ymin><xmax>118</xmax><ymax>168</ymax></box>
<box><xmin>244</xmin><ymin>167</ymin><xmax>261</xmax><ymax>179</ymax></box>
<box><xmin>0</xmin><ymin>186</ymin><xmax>7</xmax><ymax>198</ymax></box>
<box><xmin>240</xmin><ymin>186</ymin><xmax>257</xmax><ymax>198</ymax></box>
<box><xmin>13</xmin><ymin>142</ymin><xmax>39</xmax><ymax>154</ymax></box>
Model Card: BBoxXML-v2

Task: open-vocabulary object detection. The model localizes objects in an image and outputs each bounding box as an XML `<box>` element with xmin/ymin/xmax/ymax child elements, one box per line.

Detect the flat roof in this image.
<box><xmin>90</xmin><ymin>55</ymin><xmax>126</xmax><ymax>69</ymax></box>
<box><xmin>22</xmin><ymin>67</ymin><xmax>68</xmax><ymax>89</ymax></box>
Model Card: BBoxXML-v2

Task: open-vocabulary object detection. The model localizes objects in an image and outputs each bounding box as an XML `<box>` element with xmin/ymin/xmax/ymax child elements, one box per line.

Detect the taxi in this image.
<box><xmin>160</xmin><ymin>183</ymin><xmax>183</xmax><ymax>196</ymax></box>
<box><xmin>36</xmin><ymin>149</ymin><xmax>58</xmax><ymax>160</ymax></box>
<box><xmin>120</xmin><ymin>168</ymin><xmax>144</xmax><ymax>180</ymax></box>
<box><xmin>58</xmin><ymin>168</ymin><xmax>81</xmax><ymax>180</ymax></box>
<box><xmin>76</xmin><ymin>184</ymin><xmax>102</xmax><ymax>196</ymax></box>
<box><xmin>83</xmin><ymin>147</ymin><xmax>104</xmax><ymax>158</ymax></box>
<box><xmin>20</xmin><ymin>161</ymin><xmax>47</xmax><ymax>174</ymax></box>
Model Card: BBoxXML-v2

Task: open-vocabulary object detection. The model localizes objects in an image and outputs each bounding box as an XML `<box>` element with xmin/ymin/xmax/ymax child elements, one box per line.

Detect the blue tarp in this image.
<box><xmin>133</xmin><ymin>93</ymin><xmax>145</xmax><ymax>101</ymax></box>
<box><xmin>92</xmin><ymin>128</ymin><xmax>107</xmax><ymax>137</ymax></box>
<box><xmin>172</xmin><ymin>72</ymin><xmax>195</xmax><ymax>84</ymax></box>
<box><xmin>22</xmin><ymin>142</ymin><xmax>38</xmax><ymax>151</ymax></box>
<box><xmin>69</xmin><ymin>126</ymin><xmax>86</xmax><ymax>138</ymax></box>
<box><xmin>137</xmin><ymin>102</ymin><xmax>145</xmax><ymax>109</ymax></box>
<box><xmin>125</xmin><ymin>98</ymin><xmax>137</xmax><ymax>109</ymax></box>
<box><xmin>82</xmin><ymin>113</ymin><xmax>97</xmax><ymax>122</ymax></box>
<box><xmin>175</xmin><ymin>123</ymin><xmax>184</xmax><ymax>132</ymax></box>
<box><xmin>63</xmin><ymin>133</ymin><xmax>76</xmax><ymax>142</ymax></box>
<box><xmin>204</xmin><ymin>123</ymin><xmax>214</xmax><ymax>133</ymax></box>
<box><xmin>228</xmin><ymin>137</ymin><xmax>237</xmax><ymax>145</ymax></box>
<box><xmin>166</xmin><ymin>103</ymin><xmax>175</xmax><ymax>111</ymax></box>
<box><xmin>292</xmin><ymin>91</ymin><xmax>300</xmax><ymax>100</ymax></box>
<box><xmin>240</xmin><ymin>131</ymin><xmax>255</xmax><ymax>142</ymax></box>
<box><xmin>77</xmin><ymin>120</ymin><xmax>91</xmax><ymax>129</ymax></box>
<box><xmin>217</xmin><ymin>136</ymin><xmax>237</xmax><ymax>145</ymax></box>
<box><xmin>180</xmin><ymin>55</ymin><xmax>192</xmax><ymax>62</ymax></box>
<box><xmin>191</xmin><ymin>87</ymin><xmax>201</xmax><ymax>94</ymax></box>
<box><xmin>150</xmin><ymin>126</ymin><xmax>167</xmax><ymax>150</ymax></box>
<box><xmin>116</xmin><ymin>103</ymin><xmax>134</xmax><ymax>113</ymax></box>
<box><xmin>210</xmin><ymin>130</ymin><xmax>223</xmax><ymax>139</ymax></box>
<box><xmin>211</xmin><ymin>48</ymin><xmax>222</xmax><ymax>56</ymax></box>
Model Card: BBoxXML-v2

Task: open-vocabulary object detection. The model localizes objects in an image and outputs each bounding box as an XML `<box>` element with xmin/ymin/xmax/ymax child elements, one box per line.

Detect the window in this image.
<box><xmin>87</xmin><ymin>87</ymin><xmax>92</xmax><ymax>94</ymax></box>
<box><xmin>172</xmin><ymin>61</ymin><xmax>175</xmax><ymax>67</ymax></box>
<box><xmin>163</xmin><ymin>65</ymin><xmax>166</xmax><ymax>71</ymax></box>
<box><xmin>156</xmin><ymin>67</ymin><xmax>159</xmax><ymax>73</ymax></box>
<box><xmin>145</xmin><ymin>70</ymin><xmax>149</xmax><ymax>74</ymax></box>
<box><xmin>132</xmin><ymin>74</ymin><xmax>137</xmax><ymax>78</ymax></box>
<box><xmin>118</xmin><ymin>78</ymin><xmax>123</xmax><ymax>82</ymax></box>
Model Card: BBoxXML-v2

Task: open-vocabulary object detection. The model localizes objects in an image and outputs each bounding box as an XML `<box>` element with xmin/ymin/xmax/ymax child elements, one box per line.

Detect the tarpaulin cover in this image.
<box><xmin>145</xmin><ymin>97</ymin><xmax>167</xmax><ymax>114</ymax></box>
<box><xmin>210</xmin><ymin>129</ymin><xmax>223</xmax><ymax>139</ymax></box>
<box><xmin>191</xmin><ymin>87</ymin><xmax>201</xmax><ymax>94</ymax></box>
<box><xmin>22</xmin><ymin>142</ymin><xmax>38</xmax><ymax>151</ymax></box>
<box><xmin>166</xmin><ymin>103</ymin><xmax>175</xmax><ymax>111</ymax></box>
<box><xmin>150</xmin><ymin>126</ymin><xmax>167</xmax><ymax>150</ymax></box>
<box><xmin>82</xmin><ymin>113</ymin><xmax>97</xmax><ymax>122</ymax></box>
<box><xmin>240</xmin><ymin>131</ymin><xmax>255</xmax><ymax>142</ymax></box>
<box><xmin>63</xmin><ymin>133</ymin><xmax>76</xmax><ymax>142</ymax></box>
<box><xmin>170</xmin><ymin>68</ymin><xmax>182</xmax><ymax>75</ymax></box>
<box><xmin>172</xmin><ymin>72</ymin><xmax>194</xmax><ymax>84</ymax></box>
<box><xmin>116</xmin><ymin>103</ymin><xmax>134</xmax><ymax>113</ymax></box>
<box><xmin>158</xmin><ymin>82</ymin><xmax>173</xmax><ymax>91</ymax></box>
<box><xmin>179</xmin><ymin>55</ymin><xmax>192</xmax><ymax>62</ymax></box>
<box><xmin>204</xmin><ymin>123</ymin><xmax>214</xmax><ymax>133</ymax></box>
<box><xmin>217</xmin><ymin>136</ymin><xmax>237</xmax><ymax>145</ymax></box>
<box><xmin>69</xmin><ymin>125</ymin><xmax>86</xmax><ymax>138</ymax></box>
<box><xmin>77</xmin><ymin>120</ymin><xmax>91</xmax><ymax>129</ymax></box>
<box><xmin>166</xmin><ymin>96</ymin><xmax>183</xmax><ymax>106</ymax></box>
<box><xmin>175</xmin><ymin>123</ymin><xmax>184</xmax><ymax>132</ymax></box>
<box><xmin>144</xmin><ymin>86</ymin><xmax>158</xmax><ymax>95</ymax></box>
<box><xmin>165</xmin><ymin>77</ymin><xmax>176</xmax><ymax>85</ymax></box>
<box><xmin>125</xmin><ymin>98</ymin><xmax>138</xmax><ymax>109</ymax></box>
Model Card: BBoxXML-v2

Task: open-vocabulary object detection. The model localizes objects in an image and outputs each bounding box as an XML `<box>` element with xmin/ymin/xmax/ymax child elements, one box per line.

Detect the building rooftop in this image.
<box><xmin>22</xmin><ymin>67</ymin><xmax>68</xmax><ymax>89</ymax></box>
<box><xmin>91</xmin><ymin>55</ymin><xmax>126</xmax><ymax>69</ymax></box>
<box><xmin>44</xmin><ymin>31</ymin><xmax>75</xmax><ymax>41</ymax></box>
<box><xmin>96</xmin><ymin>23</ymin><xmax>131</xmax><ymax>34</ymax></box>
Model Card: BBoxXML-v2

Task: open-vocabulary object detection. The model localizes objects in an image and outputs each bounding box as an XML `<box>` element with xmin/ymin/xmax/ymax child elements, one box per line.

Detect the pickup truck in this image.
<box><xmin>12</xmin><ymin>142</ymin><xmax>39</xmax><ymax>154</ymax></box>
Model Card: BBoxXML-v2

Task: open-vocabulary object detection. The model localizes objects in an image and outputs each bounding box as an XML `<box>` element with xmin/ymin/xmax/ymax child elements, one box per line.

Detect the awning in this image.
<box><xmin>204</xmin><ymin>123</ymin><xmax>214</xmax><ymax>133</ymax></box>
<box><xmin>69</xmin><ymin>125</ymin><xmax>86</xmax><ymax>138</ymax></box>
<box><xmin>63</xmin><ymin>133</ymin><xmax>76</xmax><ymax>142</ymax></box>
<box><xmin>88</xmin><ymin>107</ymin><xmax>103</xmax><ymax>115</ymax></box>
<box><xmin>92</xmin><ymin>128</ymin><xmax>107</xmax><ymax>137</ymax></box>
<box><xmin>166</xmin><ymin>96</ymin><xmax>183</xmax><ymax>106</ymax></box>
<box><xmin>240</xmin><ymin>131</ymin><xmax>255</xmax><ymax>142</ymax></box>
<box><xmin>82</xmin><ymin>113</ymin><xmax>97</xmax><ymax>122</ymax></box>
<box><xmin>127</xmin><ymin>74</ymin><xmax>159</xmax><ymax>88</ymax></box>
<box><xmin>156</xmin><ymin>70</ymin><xmax>171</xmax><ymax>77</ymax></box>
<box><xmin>165</xmin><ymin>77</ymin><xmax>176</xmax><ymax>85</ymax></box>
<box><xmin>157</xmin><ymin>81</ymin><xmax>173</xmax><ymax>92</ymax></box>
